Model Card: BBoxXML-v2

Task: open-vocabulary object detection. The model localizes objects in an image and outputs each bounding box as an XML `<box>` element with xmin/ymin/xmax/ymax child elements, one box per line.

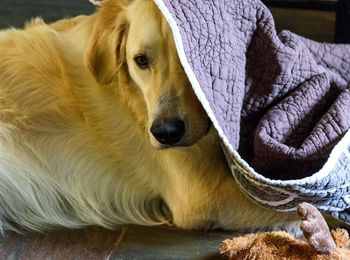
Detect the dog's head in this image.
<box><xmin>86</xmin><ymin>0</ymin><xmax>211</xmax><ymax>149</ymax></box>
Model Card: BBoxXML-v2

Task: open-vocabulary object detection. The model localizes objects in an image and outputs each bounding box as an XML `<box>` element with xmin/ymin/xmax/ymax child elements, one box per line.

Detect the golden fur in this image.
<box><xmin>0</xmin><ymin>0</ymin><xmax>297</xmax><ymax>233</ymax></box>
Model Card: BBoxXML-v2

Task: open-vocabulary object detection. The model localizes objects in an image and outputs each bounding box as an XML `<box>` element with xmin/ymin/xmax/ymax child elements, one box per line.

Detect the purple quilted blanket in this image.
<box><xmin>152</xmin><ymin>0</ymin><xmax>350</xmax><ymax>223</ymax></box>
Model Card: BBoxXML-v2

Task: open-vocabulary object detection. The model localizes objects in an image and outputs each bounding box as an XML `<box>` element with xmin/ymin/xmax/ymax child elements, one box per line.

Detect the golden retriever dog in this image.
<box><xmin>0</xmin><ymin>0</ymin><xmax>297</xmax><ymax>233</ymax></box>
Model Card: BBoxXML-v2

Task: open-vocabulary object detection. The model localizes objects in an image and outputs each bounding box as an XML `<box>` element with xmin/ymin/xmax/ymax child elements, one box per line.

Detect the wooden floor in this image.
<box><xmin>0</xmin><ymin>225</ymin><xmax>232</xmax><ymax>259</ymax></box>
<box><xmin>0</xmin><ymin>227</ymin><xmax>119</xmax><ymax>260</ymax></box>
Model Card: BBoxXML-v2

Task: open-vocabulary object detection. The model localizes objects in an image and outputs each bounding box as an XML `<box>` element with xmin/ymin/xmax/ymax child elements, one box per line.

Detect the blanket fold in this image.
<box><xmin>153</xmin><ymin>0</ymin><xmax>350</xmax><ymax>223</ymax></box>
<box><xmin>253</xmin><ymin>73</ymin><xmax>350</xmax><ymax>180</ymax></box>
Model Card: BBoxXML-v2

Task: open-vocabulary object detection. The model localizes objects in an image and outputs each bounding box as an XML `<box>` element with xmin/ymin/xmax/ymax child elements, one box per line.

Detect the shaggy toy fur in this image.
<box><xmin>221</xmin><ymin>203</ymin><xmax>350</xmax><ymax>259</ymax></box>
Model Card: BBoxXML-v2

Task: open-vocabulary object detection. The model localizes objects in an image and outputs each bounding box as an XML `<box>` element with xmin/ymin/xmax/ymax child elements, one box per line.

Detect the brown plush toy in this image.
<box><xmin>221</xmin><ymin>203</ymin><xmax>350</xmax><ymax>259</ymax></box>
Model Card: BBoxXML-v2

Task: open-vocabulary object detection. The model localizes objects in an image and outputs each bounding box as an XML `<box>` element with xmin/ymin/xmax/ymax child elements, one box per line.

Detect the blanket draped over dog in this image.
<box><xmin>152</xmin><ymin>0</ymin><xmax>350</xmax><ymax>224</ymax></box>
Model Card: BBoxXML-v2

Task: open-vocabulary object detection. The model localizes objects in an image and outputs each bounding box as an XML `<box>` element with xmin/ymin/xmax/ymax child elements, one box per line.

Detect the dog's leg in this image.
<box><xmin>159</xmin><ymin>131</ymin><xmax>298</xmax><ymax>231</ymax></box>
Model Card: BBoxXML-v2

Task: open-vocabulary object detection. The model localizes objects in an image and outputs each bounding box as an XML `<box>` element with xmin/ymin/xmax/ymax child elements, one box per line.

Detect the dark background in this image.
<box><xmin>0</xmin><ymin>0</ymin><xmax>95</xmax><ymax>29</ymax></box>
<box><xmin>0</xmin><ymin>0</ymin><xmax>348</xmax><ymax>42</ymax></box>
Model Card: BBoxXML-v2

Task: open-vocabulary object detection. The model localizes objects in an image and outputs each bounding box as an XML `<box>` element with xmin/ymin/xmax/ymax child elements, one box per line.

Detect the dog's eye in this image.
<box><xmin>134</xmin><ymin>55</ymin><xmax>149</xmax><ymax>69</ymax></box>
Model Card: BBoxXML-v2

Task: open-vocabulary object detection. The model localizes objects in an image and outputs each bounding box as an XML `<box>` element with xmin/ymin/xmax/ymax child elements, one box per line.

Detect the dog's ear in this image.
<box><xmin>89</xmin><ymin>0</ymin><xmax>107</xmax><ymax>7</ymax></box>
<box><xmin>85</xmin><ymin>2</ymin><xmax>130</xmax><ymax>85</ymax></box>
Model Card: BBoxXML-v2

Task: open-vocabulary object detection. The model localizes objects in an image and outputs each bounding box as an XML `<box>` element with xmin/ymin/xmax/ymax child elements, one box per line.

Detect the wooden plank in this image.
<box><xmin>335</xmin><ymin>0</ymin><xmax>350</xmax><ymax>43</ymax></box>
<box><xmin>0</xmin><ymin>227</ymin><xmax>123</xmax><ymax>260</ymax></box>
<box><xmin>270</xmin><ymin>8</ymin><xmax>335</xmax><ymax>42</ymax></box>
<box><xmin>110</xmin><ymin>225</ymin><xmax>235</xmax><ymax>260</ymax></box>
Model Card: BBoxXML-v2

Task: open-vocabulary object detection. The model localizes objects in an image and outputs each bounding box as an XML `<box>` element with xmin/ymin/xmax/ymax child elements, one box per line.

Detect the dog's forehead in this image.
<box><xmin>127</xmin><ymin>0</ymin><xmax>168</xmax><ymax>33</ymax></box>
<box><xmin>127</xmin><ymin>4</ymin><xmax>171</xmax><ymax>51</ymax></box>
<box><xmin>128</xmin><ymin>19</ymin><xmax>163</xmax><ymax>51</ymax></box>
<box><xmin>128</xmin><ymin>0</ymin><xmax>161</xmax><ymax>19</ymax></box>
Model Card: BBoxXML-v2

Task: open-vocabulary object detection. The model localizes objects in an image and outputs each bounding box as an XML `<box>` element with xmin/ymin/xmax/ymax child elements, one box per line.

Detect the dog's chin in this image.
<box><xmin>149</xmin><ymin>133</ymin><xmax>209</xmax><ymax>150</ymax></box>
<box><xmin>150</xmin><ymin>138</ymin><xmax>195</xmax><ymax>150</ymax></box>
<box><xmin>160</xmin><ymin>143</ymin><xmax>195</xmax><ymax>150</ymax></box>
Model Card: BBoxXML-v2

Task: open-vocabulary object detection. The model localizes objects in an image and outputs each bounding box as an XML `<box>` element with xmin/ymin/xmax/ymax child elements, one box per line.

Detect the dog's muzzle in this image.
<box><xmin>150</xmin><ymin>118</ymin><xmax>185</xmax><ymax>146</ymax></box>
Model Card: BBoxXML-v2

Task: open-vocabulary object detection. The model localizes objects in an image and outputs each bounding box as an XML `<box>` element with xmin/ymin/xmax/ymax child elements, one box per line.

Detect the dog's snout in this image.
<box><xmin>151</xmin><ymin>118</ymin><xmax>185</xmax><ymax>145</ymax></box>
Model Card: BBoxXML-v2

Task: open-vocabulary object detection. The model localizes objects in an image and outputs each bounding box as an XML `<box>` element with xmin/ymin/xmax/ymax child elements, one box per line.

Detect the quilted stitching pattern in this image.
<box><xmin>154</xmin><ymin>0</ymin><xmax>350</xmax><ymax>222</ymax></box>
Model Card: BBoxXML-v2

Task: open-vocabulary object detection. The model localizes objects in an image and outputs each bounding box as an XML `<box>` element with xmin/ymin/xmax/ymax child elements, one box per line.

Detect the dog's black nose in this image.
<box><xmin>151</xmin><ymin>118</ymin><xmax>185</xmax><ymax>145</ymax></box>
